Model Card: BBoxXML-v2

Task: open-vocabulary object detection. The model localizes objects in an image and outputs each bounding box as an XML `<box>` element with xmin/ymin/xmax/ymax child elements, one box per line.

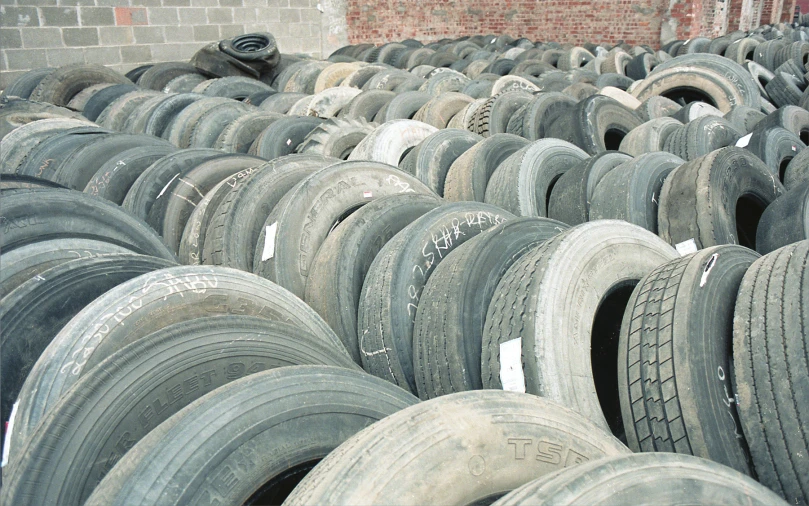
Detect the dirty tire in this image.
<box><xmin>29</xmin><ymin>64</ymin><xmax>132</xmax><ymax>107</ymax></box>
<box><xmin>756</xmin><ymin>182</ymin><xmax>809</xmax><ymax>254</ymax></box>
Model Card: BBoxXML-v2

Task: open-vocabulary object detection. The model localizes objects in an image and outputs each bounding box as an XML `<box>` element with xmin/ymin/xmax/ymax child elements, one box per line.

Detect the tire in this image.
<box><xmin>16</xmin><ymin>127</ymin><xmax>110</xmax><ymax>181</ymax></box>
<box><xmin>84</xmin><ymin>145</ymin><xmax>178</xmax><ymax>204</ymax></box>
<box><xmin>162</xmin><ymin>73</ymin><xmax>206</xmax><ymax>93</ymax></box>
<box><xmin>358</xmin><ymin>202</ymin><xmax>513</xmax><ymax>393</ymax></box>
<box><xmin>0</xmin><ymin>238</ymin><xmax>134</xmax><ymax>299</ymax></box>
<box><xmin>0</xmin><ymin>174</ymin><xmax>66</xmax><ymax>190</ymax></box>
<box><xmin>122</xmin><ymin>148</ymin><xmax>226</xmax><ymax>221</ymax></box>
<box><xmin>0</xmin><ymin>98</ymin><xmax>88</xmax><ymax>140</ymax></box>
<box><xmin>753</xmin><ymin>105</ymin><xmax>809</xmax><ymax>144</ymax></box>
<box><xmin>746</xmin><ymin>126</ymin><xmax>805</xmax><ymax>179</ymax></box>
<box><xmin>412</xmin><ymin>92</ymin><xmax>473</xmax><ymax>128</ymax></box>
<box><xmin>413</xmin><ymin>217</ymin><xmax>568</xmax><ymax>399</ymax></box>
<box><xmin>0</xmin><ymin>254</ymin><xmax>175</xmax><ymax>445</ymax></box>
<box><xmin>9</xmin><ymin>265</ymin><xmax>344</xmax><ymax>454</ymax></box>
<box><xmin>631</xmin><ymin>66</ymin><xmax>755</xmax><ymax>113</ymax></box>
<box><xmin>626</xmin><ymin>53</ymin><xmax>656</xmax><ymax>79</ymax></box>
<box><xmin>482</xmin><ymin>220</ymin><xmax>678</xmax><ymax>431</ymax></box>
<box><xmin>512</xmin><ymin>91</ymin><xmax>577</xmax><ymax>140</ymax></box>
<box><xmin>0</xmin><ymin>68</ymin><xmax>55</xmax><ymax>99</ymax></box>
<box><xmin>340</xmin><ymin>89</ymin><xmax>395</xmax><ymax>121</ymax></box>
<box><xmin>147</xmin><ymin>154</ymin><xmax>263</xmax><ymax>253</ymax></box>
<box><xmin>399</xmin><ymin>128</ymin><xmax>481</xmax><ymax>195</ymax></box>
<box><xmin>0</xmin><ymin>189</ymin><xmax>175</xmax><ymax>259</ymax></box>
<box><xmin>635</xmin><ymin>95</ymin><xmax>682</xmax><ymax>121</ymax></box>
<box><xmin>546</xmin><ymin>95</ymin><xmax>642</xmax><ymax>154</ymax></box>
<box><xmin>765</xmin><ymin>71</ymin><xmax>807</xmax><ymax>106</ymax></box>
<box><xmin>663</xmin><ymin>116</ymin><xmax>742</xmax><ymax>161</ymax></box>
<box><xmin>177</xmin><ymin>176</ymin><xmax>232</xmax><ymax>265</ymax></box>
<box><xmin>248</xmin><ymin>115</ymin><xmax>324</xmax><ymax>160</ymax></box>
<box><xmin>670</xmin><ymin>101</ymin><xmax>723</xmax><ymax>123</ymax></box>
<box><xmin>377</xmin><ymin>90</ymin><xmax>431</xmax><ymax>122</ymax></box>
<box><xmin>137</xmin><ymin>62</ymin><xmax>201</xmax><ymax>91</ymax></box>
<box><xmin>297</xmin><ymin>117</ymin><xmax>375</xmax><ymax>159</ymax></box>
<box><xmin>29</xmin><ymin>64</ymin><xmax>132</xmax><ymax>106</ymax></box>
<box><xmin>725</xmin><ymin>37</ymin><xmax>760</xmax><ymax>64</ymax></box>
<box><xmin>66</xmin><ymin>83</ymin><xmax>117</xmax><ymax>112</ymax></box>
<box><xmin>589</xmin><ymin>151</ymin><xmax>684</xmax><ymax>233</ymax></box>
<box><xmin>220</xmin><ymin>32</ymin><xmax>281</xmax><ymax>70</ymax></box>
<box><xmin>724</xmin><ymin>105</ymin><xmax>766</xmax><ymax>133</ymax></box>
<box><xmin>83</xmin><ymin>366</ymin><xmax>416</xmax><ymax>506</ymax></box>
<box><xmin>755</xmin><ymin>181</ymin><xmax>809</xmax><ymax>254</ymax></box>
<box><xmin>253</xmin><ymin>160</ymin><xmax>435</xmax><ymax>297</ymax></box>
<box><xmin>314</xmin><ymin>62</ymin><xmax>364</xmax><ymax>92</ymax></box>
<box><xmin>493</xmin><ymin>454</ymin><xmax>786</xmax><ymax>506</ymax></box>
<box><xmin>95</xmin><ymin>90</ymin><xmax>161</xmax><ymax>132</ymax></box>
<box><xmin>563</xmin><ymin>82</ymin><xmax>599</xmax><ymax>100</ymax></box>
<box><xmin>474</xmin><ymin>90</ymin><xmax>534</xmax><ymax>137</ymax></box>
<box><xmin>658</xmin><ymin>147</ymin><xmax>785</xmax><ymax>250</ymax></box>
<box><xmin>285</xmin><ymin>391</ymin><xmax>629</xmax><ymax>506</ymax></box>
<box><xmin>202</xmin><ymin>154</ymin><xmax>336</xmax><ymax>271</ymax></box>
<box><xmin>618</xmin><ymin>246</ymin><xmax>758</xmax><ymax>474</ymax></box>
<box><xmin>213</xmin><ymin>110</ymin><xmax>283</xmax><ymax>153</ymax></box>
<box><xmin>347</xmin><ymin>119</ymin><xmax>437</xmax><ymax>165</ymax></box>
<box><xmin>141</xmin><ymin>93</ymin><xmax>206</xmax><ymax>138</ymax></box>
<box><xmin>242</xmin><ymin>89</ymin><xmax>274</xmax><ymax>106</ymax></box>
<box><xmin>198</xmin><ymin>76</ymin><xmax>274</xmax><ymax>100</ymax></box>
<box><xmin>733</xmin><ymin>241</ymin><xmax>809</xmax><ymax>505</ymax></box>
<box><xmin>618</xmin><ymin>117</ymin><xmax>682</xmax><ymax>156</ymax></box>
<box><xmin>746</xmin><ymin>61</ymin><xmax>775</xmax><ymax>98</ymax></box>
<box><xmin>785</xmin><ymin>146</ymin><xmax>809</xmax><ymax>189</ymax></box>
<box><xmin>3</xmin><ymin>324</ymin><xmax>356</xmax><ymax>506</ymax></box>
<box><xmin>305</xmin><ymin>193</ymin><xmax>442</xmax><ymax>362</ymax></box>
<box><xmin>443</xmin><ymin>134</ymin><xmax>528</xmax><ymax>202</ymax></box>
<box><xmin>484</xmin><ymin>139</ymin><xmax>589</xmax><ymax>217</ymax></box>
<box><xmin>187</xmin><ymin>101</ymin><xmax>256</xmax><ymax>149</ymax></box>
<box><xmin>283</xmin><ymin>61</ymin><xmax>330</xmax><ymax>94</ymax></box>
<box><xmin>547</xmin><ymin>151</ymin><xmax>631</xmax><ymax>225</ymax></box>
<box><xmin>0</xmin><ymin>118</ymin><xmax>95</xmax><ymax>174</ymax></box>
<box><xmin>164</xmin><ymin>97</ymin><xmax>241</xmax><ymax>148</ymax></box>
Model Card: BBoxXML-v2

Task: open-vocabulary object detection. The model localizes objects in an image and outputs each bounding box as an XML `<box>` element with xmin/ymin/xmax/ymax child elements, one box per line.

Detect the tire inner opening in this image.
<box><xmin>466</xmin><ymin>492</ymin><xmax>508</xmax><ymax>506</ymax></box>
<box><xmin>780</xmin><ymin>156</ymin><xmax>793</xmax><ymax>183</ymax></box>
<box><xmin>245</xmin><ymin>459</ymin><xmax>320</xmax><ymax>505</ymax></box>
<box><xmin>603</xmin><ymin>128</ymin><xmax>626</xmax><ymax>151</ymax></box>
<box><xmin>661</xmin><ymin>87</ymin><xmax>718</xmax><ymax>108</ymax></box>
<box><xmin>800</xmin><ymin>129</ymin><xmax>809</xmax><ymax>145</ymax></box>
<box><xmin>736</xmin><ymin>193</ymin><xmax>767</xmax><ymax>250</ymax></box>
<box><xmin>329</xmin><ymin>202</ymin><xmax>366</xmax><ymax>235</ymax></box>
<box><xmin>591</xmin><ymin>281</ymin><xmax>638</xmax><ymax>444</ymax></box>
<box><xmin>543</xmin><ymin>173</ymin><xmax>564</xmax><ymax>216</ymax></box>
<box><xmin>399</xmin><ymin>146</ymin><xmax>415</xmax><ymax>164</ymax></box>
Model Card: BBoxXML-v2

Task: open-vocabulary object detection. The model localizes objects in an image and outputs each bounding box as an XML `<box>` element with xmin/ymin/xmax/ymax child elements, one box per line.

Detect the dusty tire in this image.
<box><xmin>248</xmin><ymin>115</ymin><xmax>324</xmax><ymax>159</ymax></box>
<box><xmin>546</xmin><ymin>95</ymin><xmax>642</xmax><ymax>154</ymax></box>
<box><xmin>662</xmin><ymin>116</ymin><xmax>742</xmax><ymax>161</ymax></box>
<box><xmin>296</xmin><ymin>117</ymin><xmax>375</xmax><ymax>159</ymax></box>
<box><xmin>29</xmin><ymin>64</ymin><xmax>132</xmax><ymax>106</ymax></box>
<box><xmin>618</xmin><ymin>117</ymin><xmax>682</xmax><ymax>156</ymax></box>
<box><xmin>746</xmin><ymin>126</ymin><xmax>805</xmax><ymax>179</ymax></box>
<box><xmin>212</xmin><ymin>110</ymin><xmax>283</xmax><ymax>153</ymax></box>
<box><xmin>756</xmin><ymin>181</ymin><xmax>809</xmax><ymax>254</ymax></box>
<box><xmin>399</xmin><ymin>128</ymin><xmax>481</xmax><ymax>195</ymax></box>
<box><xmin>347</xmin><ymin>119</ymin><xmax>437</xmax><ymax>165</ymax></box>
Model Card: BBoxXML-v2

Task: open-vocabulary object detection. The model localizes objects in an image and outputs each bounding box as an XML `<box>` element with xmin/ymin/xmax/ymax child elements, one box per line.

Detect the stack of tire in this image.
<box><xmin>0</xmin><ymin>21</ymin><xmax>807</xmax><ymax>506</ymax></box>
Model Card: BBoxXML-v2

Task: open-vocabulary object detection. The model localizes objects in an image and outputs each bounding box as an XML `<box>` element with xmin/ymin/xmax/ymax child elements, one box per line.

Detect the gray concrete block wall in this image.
<box><xmin>0</xmin><ymin>0</ymin><xmax>327</xmax><ymax>90</ymax></box>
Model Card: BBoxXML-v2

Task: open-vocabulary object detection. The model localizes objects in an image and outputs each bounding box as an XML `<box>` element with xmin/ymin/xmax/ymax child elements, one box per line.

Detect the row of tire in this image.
<box><xmin>0</xmin><ymin>25</ymin><xmax>807</xmax><ymax>506</ymax></box>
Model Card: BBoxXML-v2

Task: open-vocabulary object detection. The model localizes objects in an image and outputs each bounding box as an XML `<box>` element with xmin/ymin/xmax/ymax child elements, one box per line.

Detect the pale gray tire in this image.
<box><xmin>285</xmin><ymin>391</ymin><xmax>630</xmax><ymax>506</ymax></box>
<box><xmin>618</xmin><ymin>117</ymin><xmax>682</xmax><ymax>156</ymax></box>
<box><xmin>347</xmin><ymin>119</ymin><xmax>437</xmax><ymax>165</ymax></box>
<box><xmin>443</xmin><ymin>133</ymin><xmax>529</xmax><ymax>202</ymax></box>
<box><xmin>305</xmin><ymin>86</ymin><xmax>363</xmax><ymax>118</ymax></box>
<box><xmin>481</xmin><ymin>220</ymin><xmax>678</xmax><ymax>431</ymax></box>
<box><xmin>296</xmin><ymin>117</ymin><xmax>376</xmax><ymax>159</ymax></box>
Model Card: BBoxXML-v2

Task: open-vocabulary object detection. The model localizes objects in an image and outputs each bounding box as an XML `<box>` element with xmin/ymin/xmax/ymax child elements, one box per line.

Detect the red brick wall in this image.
<box><xmin>781</xmin><ymin>0</ymin><xmax>797</xmax><ymax>20</ymax></box>
<box><xmin>727</xmin><ymin>0</ymin><xmax>745</xmax><ymax>30</ymax></box>
<box><xmin>345</xmin><ymin>0</ymin><xmax>668</xmax><ymax>48</ymax></box>
<box><xmin>761</xmin><ymin>0</ymin><xmax>775</xmax><ymax>22</ymax></box>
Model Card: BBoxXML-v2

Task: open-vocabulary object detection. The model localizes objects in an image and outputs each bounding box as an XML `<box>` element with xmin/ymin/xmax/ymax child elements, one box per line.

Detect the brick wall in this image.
<box><xmin>0</xmin><ymin>0</ymin><xmax>324</xmax><ymax>90</ymax></box>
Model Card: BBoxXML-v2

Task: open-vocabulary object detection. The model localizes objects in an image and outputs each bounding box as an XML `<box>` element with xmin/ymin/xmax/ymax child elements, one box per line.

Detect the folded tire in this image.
<box><xmin>618</xmin><ymin>246</ymin><xmax>758</xmax><ymax>474</ymax></box>
<box><xmin>484</xmin><ymin>139</ymin><xmax>589</xmax><ymax>216</ymax></box>
<box><xmin>733</xmin><ymin>241</ymin><xmax>809</xmax><ymax>505</ymax></box>
<box><xmin>590</xmin><ymin>151</ymin><xmax>684</xmax><ymax>233</ymax></box>
<box><xmin>285</xmin><ymin>391</ymin><xmax>629</xmax><ymax>506</ymax></box>
<box><xmin>399</xmin><ymin>128</ymin><xmax>481</xmax><ymax>195</ymax></box>
<box><xmin>253</xmin><ymin>160</ymin><xmax>434</xmax><ymax>297</ymax></box>
<box><xmin>658</xmin><ymin>147</ymin><xmax>784</xmax><ymax>250</ymax></box>
<box><xmin>347</xmin><ymin>119</ymin><xmax>437</xmax><ymax>165</ymax></box>
<box><xmin>482</xmin><ymin>221</ymin><xmax>678</xmax><ymax>431</ymax></box>
<box><xmin>29</xmin><ymin>64</ymin><xmax>132</xmax><ymax>106</ymax></box>
<box><xmin>493</xmin><ymin>453</ymin><xmax>786</xmax><ymax>506</ymax></box>
<box><xmin>413</xmin><ymin>217</ymin><xmax>568</xmax><ymax>399</ymax></box>
<box><xmin>546</xmin><ymin>95</ymin><xmax>642</xmax><ymax>154</ymax></box>
<box><xmin>443</xmin><ymin>133</ymin><xmax>529</xmax><ymax>202</ymax></box>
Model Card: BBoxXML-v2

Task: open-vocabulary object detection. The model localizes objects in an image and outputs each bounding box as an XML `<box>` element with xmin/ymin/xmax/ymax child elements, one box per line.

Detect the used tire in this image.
<box><xmin>443</xmin><ymin>133</ymin><xmax>528</xmax><ymax>202</ymax></box>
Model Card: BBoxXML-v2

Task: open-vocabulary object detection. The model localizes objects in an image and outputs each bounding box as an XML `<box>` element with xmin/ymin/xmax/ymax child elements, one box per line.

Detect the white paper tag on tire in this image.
<box><xmin>499</xmin><ymin>338</ymin><xmax>525</xmax><ymax>393</ymax></box>
<box><xmin>675</xmin><ymin>238</ymin><xmax>698</xmax><ymax>256</ymax></box>
<box><xmin>2</xmin><ymin>401</ymin><xmax>19</xmax><ymax>467</ymax></box>
<box><xmin>261</xmin><ymin>222</ymin><xmax>278</xmax><ymax>261</ymax></box>
<box><xmin>735</xmin><ymin>133</ymin><xmax>752</xmax><ymax>147</ymax></box>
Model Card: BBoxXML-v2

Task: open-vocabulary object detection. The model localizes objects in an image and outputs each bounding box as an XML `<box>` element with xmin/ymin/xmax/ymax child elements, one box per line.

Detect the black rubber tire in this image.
<box><xmin>618</xmin><ymin>245</ymin><xmax>758</xmax><ymax>474</ymax></box>
<box><xmin>82</xmin><ymin>365</ymin><xmax>416</xmax><ymax>506</ymax></box>
<box><xmin>0</xmin><ymin>254</ymin><xmax>175</xmax><ymax>444</ymax></box>
<box><xmin>725</xmin><ymin>37</ymin><xmax>760</xmax><ymax>64</ymax></box>
<box><xmin>252</xmin><ymin>161</ymin><xmax>435</xmax><ymax>297</ymax></box>
<box><xmin>618</xmin><ymin>117</ymin><xmax>681</xmax><ymax>156</ymax></box>
<box><xmin>785</xmin><ymin>146</ymin><xmax>809</xmax><ymax>190</ymax></box>
<box><xmin>746</xmin><ymin>126</ymin><xmax>805</xmax><ymax>180</ymax></box>
<box><xmin>733</xmin><ymin>241</ymin><xmax>809</xmax><ymax>505</ymax></box>
<box><xmin>347</xmin><ymin>119</ymin><xmax>437</xmax><ymax>166</ymax></box>
<box><xmin>9</xmin><ymin>265</ymin><xmax>344</xmax><ymax>454</ymax></box>
<box><xmin>119</xmin><ymin>93</ymin><xmax>176</xmax><ymax>134</ymax></box>
<box><xmin>178</xmin><ymin>175</ymin><xmax>235</xmax><ymax>264</ymax></box>
<box><xmin>658</xmin><ymin>147</ymin><xmax>785</xmax><ymax>250</ymax></box>
<box><xmin>635</xmin><ymin>95</ymin><xmax>682</xmax><ymax>122</ymax></box>
<box><xmin>141</xmin><ymin>93</ymin><xmax>207</xmax><ymax>138</ymax></box>
<box><xmin>753</xmin><ymin>105</ymin><xmax>809</xmax><ymax>145</ymax></box>
<box><xmin>248</xmin><ymin>115</ymin><xmax>324</xmax><ymax>160</ymax></box>
<box><xmin>243</xmin><ymin>89</ymin><xmax>274</xmax><ymax>106</ymax></box>
<box><xmin>0</xmin><ymin>238</ymin><xmax>134</xmax><ymax>299</ymax></box>
<box><xmin>0</xmin><ymin>189</ymin><xmax>175</xmax><ymax>259</ymax></box>
<box><xmin>724</xmin><ymin>104</ymin><xmax>767</xmax><ymax>133</ymax></box>
<box><xmin>0</xmin><ymin>174</ymin><xmax>66</xmax><ymax>190</ymax></box>
<box><xmin>590</xmin><ymin>151</ymin><xmax>684</xmax><ymax>233</ymax></box>
<box><xmin>162</xmin><ymin>73</ymin><xmax>207</xmax><ymax>93</ymax></box>
<box><xmin>340</xmin><ymin>89</ymin><xmax>396</xmax><ymax>121</ymax></box>
<box><xmin>296</xmin><ymin>117</ymin><xmax>375</xmax><ymax>159</ymax></box>
<box><xmin>123</xmin><ymin>64</ymin><xmax>152</xmax><ymax>83</ymax></box>
<box><xmin>16</xmin><ymin>126</ymin><xmax>111</xmax><ymax>181</ymax></box>
<box><xmin>412</xmin><ymin>92</ymin><xmax>474</xmax><ymax>128</ymax></box>
<box><xmin>492</xmin><ymin>453</ymin><xmax>786</xmax><ymax>506</ymax></box>
<box><xmin>442</xmin><ymin>134</ymin><xmax>530</xmax><ymax>205</ymax></box>
<box><xmin>96</xmin><ymin>90</ymin><xmax>162</xmax><ymax>132</ymax></box>
<box><xmin>163</xmin><ymin>97</ymin><xmax>240</xmax><ymax>148</ymax></box>
<box><xmin>187</xmin><ymin>101</ymin><xmax>256</xmax><ymax>149</ymax></box>
<box><xmin>3</xmin><ymin>323</ymin><xmax>356</xmax><ymax>506</ymax></box>
<box><xmin>663</xmin><ymin>116</ymin><xmax>742</xmax><ymax>161</ymax></box>
<box><xmin>546</xmin><ymin>95</ymin><xmax>642</xmax><ymax>154</ymax></box>
<box><xmin>137</xmin><ymin>62</ymin><xmax>201</xmax><ymax>91</ymax></box>
<box><xmin>511</xmin><ymin>91</ymin><xmax>577</xmax><ymax>140</ymax></box>
<box><xmin>258</xmin><ymin>91</ymin><xmax>309</xmax><ymax>113</ymax></box>
<box><xmin>626</xmin><ymin>53</ymin><xmax>656</xmax><ymax>80</ymax></box>
<box><xmin>197</xmin><ymin>76</ymin><xmax>274</xmax><ymax>100</ymax></box>
<box><xmin>547</xmin><ymin>151</ymin><xmax>631</xmax><ymax>226</ymax></box>
<box><xmin>484</xmin><ymin>138</ymin><xmax>589</xmax><ymax>217</ymax></box>
<box><xmin>202</xmin><ymin>154</ymin><xmax>336</xmax><ymax>271</ymax></box>
<box><xmin>285</xmin><ymin>391</ymin><xmax>629</xmax><ymax>505</ymax></box>
<box><xmin>359</xmin><ymin>202</ymin><xmax>513</xmax><ymax>393</ymax></box>
<box><xmin>0</xmin><ymin>98</ymin><xmax>88</xmax><ymax>141</ymax></box>
<box><xmin>305</xmin><ymin>194</ymin><xmax>441</xmax><ymax>363</ymax></box>
<box><xmin>377</xmin><ymin>90</ymin><xmax>431</xmax><ymax>122</ymax></box>
<box><xmin>0</xmin><ymin>118</ymin><xmax>96</xmax><ymax>174</ymax></box>
<box><xmin>51</xmin><ymin>133</ymin><xmax>173</xmax><ymax>191</ymax></box>
<box><xmin>220</xmin><ymin>32</ymin><xmax>280</xmax><ymax>69</ymax></box>
<box><xmin>68</xmin><ymin>85</ymin><xmax>134</xmax><ymax>116</ymax></box>
<box><xmin>29</xmin><ymin>63</ymin><xmax>132</xmax><ymax>106</ymax></box>
<box><xmin>399</xmin><ymin>128</ymin><xmax>481</xmax><ymax>195</ymax></box>
<box><xmin>670</xmin><ymin>101</ymin><xmax>723</xmax><ymax>123</ymax></box>
<box><xmin>147</xmin><ymin>154</ymin><xmax>263</xmax><ymax>253</ymax></box>
<box><xmin>84</xmin><ymin>144</ymin><xmax>178</xmax><ymax>204</ymax></box>
<box><xmin>121</xmin><ymin>148</ymin><xmax>226</xmax><ymax>221</ymax></box>
<box><xmin>413</xmin><ymin>217</ymin><xmax>568</xmax><ymax>399</ymax></box>
<box><xmin>755</xmin><ymin>181</ymin><xmax>809</xmax><ymax>254</ymax></box>
<box><xmin>765</xmin><ymin>71</ymin><xmax>807</xmax><ymax>107</ymax></box>
<box><xmin>0</xmin><ymin>68</ymin><xmax>55</xmax><ymax>99</ymax></box>
<box><xmin>213</xmin><ymin>110</ymin><xmax>283</xmax><ymax>153</ymax></box>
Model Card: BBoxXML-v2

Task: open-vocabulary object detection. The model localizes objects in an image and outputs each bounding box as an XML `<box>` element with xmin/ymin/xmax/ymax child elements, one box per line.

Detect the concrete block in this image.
<box><xmin>163</xmin><ymin>25</ymin><xmax>188</xmax><ymax>42</ymax></box>
<box><xmin>121</xmin><ymin>44</ymin><xmax>152</xmax><ymax>63</ymax></box>
<box><xmin>96</xmin><ymin>0</ymin><xmax>131</xmax><ymax>7</ymax></box>
<box><xmin>79</xmin><ymin>7</ymin><xmax>115</xmax><ymax>26</ymax></box>
<box><xmin>233</xmin><ymin>7</ymin><xmax>257</xmax><ymax>22</ymax></box>
<box><xmin>289</xmin><ymin>0</ymin><xmax>310</xmax><ymax>8</ymax></box>
<box><xmin>218</xmin><ymin>23</ymin><xmax>244</xmax><ymax>38</ymax></box>
<box><xmin>147</xmin><ymin>7</ymin><xmax>179</xmax><ymax>25</ymax></box>
<box><xmin>150</xmin><ymin>42</ymin><xmax>199</xmax><ymax>61</ymax></box>
<box><xmin>280</xmin><ymin>8</ymin><xmax>300</xmax><ymax>22</ymax></box>
<box><xmin>162</xmin><ymin>0</ymin><xmax>192</xmax><ymax>7</ymax></box>
<box><xmin>300</xmin><ymin>7</ymin><xmax>320</xmax><ymax>23</ymax></box>
<box><xmin>40</xmin><ymin>7</ymin><xmax>80</xmax><ymax>26</ymax></box>
<box><xmin>193</xmin><ymin>24</ymin><xmax>219</xmax><ymax>41</ymax></box>
<box><xmin>5</xmin><ymin>48</ymin><xmax>48</xmax><ymax>70</ymax></box>
<box><xmin>133</xmin><ymin>25</ymin><xmax>165</xmax><ymax>43</ymax></box>
<box><xmin>99</xmin><ymin>25</ymin><xmax>134</xmax><ymax>44</ymax></box>
<box><xmin>22</xmin><ymin>27</ymin><xmax>64</xmax><ymax>47</ymax></box>
<box><xmin>63</xmin><ymin>27</ymin><xmax>99</xmax><ymax>46</ymax></box>
<box><xmin>207</xmin><ymin>7</ymin><xmax>233</xmax><ymax>23</ymax></box>
<box><xmin>83</xmin><ymin>46</ymin><xmax>122</xmax><ymax>65</ymax></box>
<box><xmin>264</xmin><ymin>21</ymin><xmax>290</xmax><ymax>37</ymax></box>
<box><xmin>46</xmin><ymin>47</ymin><xmax>86</xmax><ymax>66</ymax></box>
<box><xmin>0</xmin><ymin>28</ymin><xmax>23</xmax><ymax>49</ymax></box>
<box><xmin>220</xmin><ymin>0</ymin><xmax>243</xmax><ymax>7</ymax></box>
<box><xmin>178</xmin><ymin>7</ymin><xmax>207</xmax><ymax>24</ymax></box>
<box><xmin>190</xmin><ymin>0</ymin><xmax>218</xmax><ymax>8</ymax></box>
<box><xmin>0</xmin><ymin>7</ymin><xmax>40</xmax><ymax>27</ymax></box>
<box><xmin>256</xmin><ymin>7</ymin><xmax>281</xmax><ymax>21</ymax></box>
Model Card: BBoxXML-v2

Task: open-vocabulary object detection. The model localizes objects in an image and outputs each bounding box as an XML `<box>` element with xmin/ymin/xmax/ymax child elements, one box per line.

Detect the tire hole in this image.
<box><xmin>544</xmin><ymin>173</ymin><xmax>564</xmax><ymax>216</ymax></box>
<box><xmin>801</xmin><ymin>129</ymin><xmax>809</xmax><ymax>145</ymax></box>
<box><xmin>661</xmin><ymin>87</ymin><xmax>717</xmax><ymax>108</ymax></box>
<box><xmin>736</xmin><ymin>193</ymin><xmax>766</xmax><ymax>249</ymax></box>
<box><xmin>603</xmin><ymin>128</ymin><xmax>626</xmax><ymax>151</ymax></box>
<box><xmin>245</xmin><ymin>459</ymin><xmax>320</xmax><ymax>505</ymax></box>
<box><xmin>399</xmin><ymin>146</ymin><xmax>415</xmax><ymax>164</ymax></box>
<box><xmin>329</xmin><ymin>202</ymin><xmax>366</xmax><ymax>235</ymax></box>
<box><xmin>591</xmin><ymin>281</ymin><xmax>637</xmax><ymax>444</ymax></box>
<box><xmin>780</xmin><ymin>156</ymin><xmax>793</xmax><ymax>182</ymax></box>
